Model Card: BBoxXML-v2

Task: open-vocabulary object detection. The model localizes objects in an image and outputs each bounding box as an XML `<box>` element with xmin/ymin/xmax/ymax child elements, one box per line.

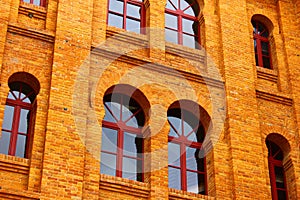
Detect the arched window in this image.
<box><xmin>22</xmin><ymin>0</ymin><xmax>46</xmax><ymax>7</ymax></box>
<box><xmin>0</xmin><ymin>82</ymin><xmax>37</xmax><ymax>158</ymax></box>
<box><xmin>168</xmin><ymin>108</ymin><xmax>206</xmax><ymax>194</ymax></box>
<box><xmin>100</xmin><ymin>93</ymin><xmax>145</xmax><ymax>181</ymax></box>
<box><xmin>252</xmin><ymin>20</ymin><xmax>272</xmax><ymax>69</ymax></box>
<box><xmin>107</xmin><ymin>0</ymin><xmax>145</xmax><ymax>34</ymax></box>
<box><xmin>266</xmin><ymin>139</ymin><xmax>288</xmax><ymax>200</ymax></box>
<box><xmin>165</xmin><ymin>0</ymin><xmax>200</xmax><ymax>49</ymax></box>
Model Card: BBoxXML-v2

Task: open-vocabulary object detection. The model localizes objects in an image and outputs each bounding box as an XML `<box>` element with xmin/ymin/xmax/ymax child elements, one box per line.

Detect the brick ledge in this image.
<box><xmin>256</xmin><ymin>90</ymin><xmax>293</xmax><ymax>106</ymax></box>
<box><xmin>99</xmin><ymin>174</ymin><xmax>150</xmax><ymax>198</ymax></box>
<box><xmin>7</xmin><ymin>24</ymin><xmax>55</xmax><ymax>43</ymax></box>
<box><xmin>0</xmin><ymin>154</ymin><xmax>29</xmax><ymax>175</ymax></box>
<box><xmin>169</xmin><ymin>188</ymin><xmax>215</xmax><ymax>200</ymax></box>
<box><xmin>0</xmin><ymin>188</ymin><xmax>39</xmax><ymax>200</ymax></box>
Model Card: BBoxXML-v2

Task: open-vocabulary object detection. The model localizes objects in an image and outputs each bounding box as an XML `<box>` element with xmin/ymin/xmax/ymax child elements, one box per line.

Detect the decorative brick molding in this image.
<box><xmin>165</xmin><ymin>42</ymin><xmax>206</xmax><ymax>64</ymax></box>
<box><xmin>100</xmin><ymin>174</ymin><xmax>150</xmax><ymax>198</ymax></box>
<box><xmin>256</xmin><ymin>90</ymin><xmax>293</xmax><ymax>106</ymax></box>
<box><xmin>7</xmin><ymin>24</ymin><xmax>54</xmax><ymax>43</ymax></box>
<box><xmin>169</xmin><ymin>188</ymin><xmax>215</xmax><ymax>200</ymax></box>
<box><xmin>91</xmin><ymin>48</ymin><xmax>224</xmax><ymax>89</ymax></box>
<box><xmin>0</xmin><ymin>188</ymin><xmax>40</xmax><ymax>200</ymax></box>
<box><xmin>106</xmin><ymin>27</ymin><xmax>148</xmax><ymax>48</ymax></box>
<box><xmin>256</xmin><ymin>66</ymin><xmax>278</xmax><ymax>83</ymax></box>
<box><xmin>0</xmin><ymin>155</ymin><xmax>29</xmax><ymax>175</ymax></box>
<box><xmin>19</xmin><ymin>3</ymin><xmax>47</xmax><ymax>20</ymax></box>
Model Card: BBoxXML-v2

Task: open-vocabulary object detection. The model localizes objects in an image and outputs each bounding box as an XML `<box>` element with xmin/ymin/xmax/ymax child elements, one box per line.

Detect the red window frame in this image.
<box><xmin>165</xmin><ymin>0</ymin><xmax>200</xmax><ymax>48</ymax></box>
<box><xmin>252</xmin><ymin>20</ymin><xmax>272</xmax><ymax>69</ymax></box>
<box><xmin>100</xmin><ymin>94</ymin><xmax>145</xmax><ymax>182</ymax></box>
<box><xmin>0</xmin><ymin>82</ymin><xmax>36</xmax><ymax>158</ymax></box>
<box><xmin>168</xmin><ymin>108</ymin><xmax>207</xmax><ymax>194</ymax></box>
<box><xmin>21</xmin><ymin>0</ymin><xmax>46</xmax><ymax>7</ymax></box>
<box><xmin>107</xmin><ymin>0</ymin><xmax>145</xmax><ymax>34</ymax></box>
<box><xmin>267</xmin><ymin>140</ymin><xmax>288</xmax><ymax>200</ymax></box>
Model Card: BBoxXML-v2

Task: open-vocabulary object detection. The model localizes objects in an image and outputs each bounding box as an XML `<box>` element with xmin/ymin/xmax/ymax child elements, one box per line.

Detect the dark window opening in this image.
<box><xmin>168</xmin><ymin>108</ymin><xmax>207</xmax><ymax>194</ymax></box>
<box><xmin>266</xmin><ymin>139</ymin><xmax>288</xmax><ymax>200</ymax></box>
<box><xmin>165</xmin><ymin>0</ymin><xmax>200</xmax><ymax>49</ymax></box>
<box><xmin>100</xmin><ymin>93</ymin><xmax>145</xmax><ymax>182</ymax></box>
<box><xmin>107</xmin><ymin>0</ymin><xmax>145</xmax><ymax>34</ymax></box>
<box><xmin>252</xmin><ymin>20</ymin><xmax>272</xmax><ymax>69</ymax></box>
<box><xmin>0</xmin><ymin>82</ymin><xmax>36</xmax><ymax>158</ymax></box>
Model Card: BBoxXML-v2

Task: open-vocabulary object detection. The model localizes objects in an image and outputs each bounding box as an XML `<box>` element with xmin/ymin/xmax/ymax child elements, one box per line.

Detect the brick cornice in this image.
<box><xmin>7</xmin><ymin>24</ymin><xmax>55</xmax><ymax>43</ymax></box>
<box><xmin>91</xmin><ymin>47</ymin><xmax>224</xmax><ymax>89</ymax></box>
<box><xmin>256</xmin><ymin>90</ymin><xmax>293</xmax><ymax>106</ymax></box>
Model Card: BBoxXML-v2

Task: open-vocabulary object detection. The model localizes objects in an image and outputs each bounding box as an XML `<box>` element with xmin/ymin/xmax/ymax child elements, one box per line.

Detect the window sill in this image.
<box><xmin>106</xmin><ymin>26</ymin><xmax>148</xmax><ymax>48</ymax></box>
<box><xmin>19</xmin><ymin>2</ymin><xmax>47</xmax><ymax>20</ymax></box>
<box><xmin>256</xmin><ymin>66</ymin><xmax>277</xmax><ymax>83</ymax></box>
<box><xmin>169</xmin><ymin>188</ymin><xmax>215</xmax><ymax>200</ymax></box>
<box><xmin>165</xmin><ymin>42</ymin><xmax>205</xmax><ymax>64</ymax></box>
<box><xmin>0</xmin><ymin>154</ymin><xmax>30</xmax><ymax>175</ymax></box>
<box><xmin>99</xmin><ymin>174</ymin><xmax>150</xmax><ymax>198</ymax></box>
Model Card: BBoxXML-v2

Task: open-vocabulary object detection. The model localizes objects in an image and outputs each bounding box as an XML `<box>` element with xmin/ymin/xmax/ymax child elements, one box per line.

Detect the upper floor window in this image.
<box><xmin>107</xmin><ymin>0</ymin><xmax>145</xmax><ymax>34</ymax></box>
<box><xmin>252</xmin><ymin>20</ymin><xmax>272</xmax><ymax>69</ymax></box>
<box><xmin>165</xmin><ymin>0</ymin><xmax>200</xmax><ymax>49</ymax></box>
<box><xmin>22</xmin><ymin>0</ymin><xmax>46</xmax><ymax>7</ymax></box>
<box><xmin>266</xmin><ymin>139</ymin><xmax>288</xmax><ymax>200</ymax></box>
<box><xmin>100</xmin><ymin>93</ymin><xmax>145</xmax><ymax>181</ymax></box>
<box><xmin>168</xmin><ymin>108</ymin><xmax>206</xmax><ymax>194</ymax></box>
<box><xmin>0</xmin><ymin>82</ymin><xmax>37</xmax><ymax>158</ymax></box>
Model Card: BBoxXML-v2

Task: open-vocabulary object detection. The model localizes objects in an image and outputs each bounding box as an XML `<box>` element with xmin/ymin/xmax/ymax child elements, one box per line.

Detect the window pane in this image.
<box><xmin>15</xmin><ymin>134</ymin><xmax>26</xmax><ymax>158</ymax></box>
<box><xmin>261</xmin><ymin>42</ymin><xmax>269</xmax><ymax>55</ymax></box>
<box><xmin>168</xmin><ymin>116</ymin><xmax>181</xmax><ymax>136</ymax></box>
<box><xmin>126</xmin><ymin>18</ymin><xmax>140</xmax><ymax>34</ymax></box>
<box><xmin>186</xmin><ymin>146</ymin><xmax>197</xmax><ymax>170</ymax></box>
<box><xmin>123</xmin><ymin>132</ymin><xmax>139</xmax><ymax>157</ymax></box>
<box><xmin>101</xmin><ymin>128</ymin><xmax>118</xmax><ymax>153</ymax></box>
<box><xmin>275</xmin><ymin>166</ymin><xmax>285</xmax><ymax>188</ymax></box>
<box><xmin>108</xmin><ymin>14</ymin><xmax>123</xmax><ymax>29</ymax></box>
<box><xmin>168</xmin><ymin>142</ymin><xmax>180</xmax><ymax>167</ymax></box>
<box><xmin>104</xmin><ymin>102</ymin><xmax>121</xmax><ymax>121</ymax></box>
<box><xmin>168</xmin><ymin>167</ymin><xmax>181</xmax><ymax>190</ymax></box>
<box><xmin>183</xmin><ymin>34</ymin><xmax>196</xmax><ymax>48</ymax></box>
<box><xmin>0</xmin><ymin>131</ymin><xmax>10</xmax><ymax>155</ymax></box>
<box><xmin>2</xmin><ymin>105</ymin><xmax>14</xmax><ymax>130</ymax></box>
<box><xmin>109</xmin><ymin>0</ymin><xmax>124</xmax><ymax>13</ymax></box>
<box><xmin>187</xmin><ymin>172</ymin><xmax>205</xmax><ymax>194</ymax></box>
<box><xmin>23</xmin><ymin>0</ymin><xmax>30</xmax><ymax>3</ymax></box>
<box><xmin>122</xmin><ymin>157</ymin><xmax>138</xmax><ymax>180</ymax></box>
<box><xmin>263</xmin><ymin>56</ymin><xmax>271</xmax><ymax>69</ymax></box>
<box><xmin>18</xmin><ymin>109</ymin><xmax>29</xmax><ymax>133</ymax></box>
<box><xmin>167</xmin><ymin>0</ymin><xmax>178</xmax><ymax>10</ymax></box>
<box><xmin>180</xmin><ymin>0</ymin><xmax>190</xmax><ymax>10</ymax></box>
<box><xmin>165</xmin><ymin>13</ymin><xmax>178</xmax><ymax>29</ymax></box>
<box><xmin>33</xmin><ymin>0</ymin><xmax>40</xmax><ymax>6</ymax></box>
<box><xmin>127</xmin><ymin>3</ymin><xmax>141</xmax><ymax>18</ymax></box>
<box><xmin>182</xmin><ymin>18</ymin><xmax>194</xmax><ymax>34</ymax></box>
<box><xmin>255</xmin><ymin>54</ymin><xmax>259</xmax><ymax>66</ymax></box>
<box><xmin>100</xmin><ymin>152</ymin><xmax>116</xmax><ymax>176</ymax></box>
<box><xmin>165</xmin><ymin>29</ymin><xmax>178</xmax><ymax>44</ymax></box>
<box><xmin>277</xmin><ymin>190</ymin><xmax>287</xmax><ymax>200</ymax></box>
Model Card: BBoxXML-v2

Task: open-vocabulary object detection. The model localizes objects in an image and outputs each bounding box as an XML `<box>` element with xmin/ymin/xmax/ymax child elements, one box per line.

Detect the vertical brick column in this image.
<box><xmin>218</xmin><ymin>0</ymin><xmax>270</xmax><ymax>199</ymax></box>
<box><xmin>277</xmin><ymin>0</ymin><xmax>300</xmax><ymax>198</ymax></box>
<box><xmin>40</xmin><ymin>0</ymin><xmax>93</xmax><ymax>199</ymax></box>
<box><xmin>145</xmin><ymin>0</ymin><xmax>166</xmax><ymax>60</ymax></box>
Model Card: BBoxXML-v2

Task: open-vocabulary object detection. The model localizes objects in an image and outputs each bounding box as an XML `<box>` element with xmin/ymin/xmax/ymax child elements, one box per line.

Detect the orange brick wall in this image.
<box><xmin>0</xmin><ymin>0</ymin><xmax>299</xmax><ymax>199</ymax></box>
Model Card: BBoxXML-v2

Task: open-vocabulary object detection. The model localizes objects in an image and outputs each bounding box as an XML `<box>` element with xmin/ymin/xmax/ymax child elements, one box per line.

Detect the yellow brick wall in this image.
<box><xmin>0</xmin><ymin>0</ymin><xmax>298</xmax><ymax>199</ymax></box>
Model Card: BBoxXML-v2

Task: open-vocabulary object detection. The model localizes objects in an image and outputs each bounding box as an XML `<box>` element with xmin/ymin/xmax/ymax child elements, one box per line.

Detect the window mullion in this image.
<box><xmin>181</xmin><ymin>143</ymin><xmax>187</xmax><ymax>191</ymax></box>
<box><xmin>9</xmin><ymin>106</ymin><xmax>21</xmax><ymax>156</ymax></box>
<box><xmin>256</xmin><ymin>38</ymin><xmax>264</xmax><ymax>67</ymax></box>
<box><xmin>116</xmin><ymin>129</ymin><xmax>124</xmax><ymax>177</ymax></box>
<box><xmin>178</xmin><ymin>15</ymin><xmax>183</xmax><ymax>45</ymax></box>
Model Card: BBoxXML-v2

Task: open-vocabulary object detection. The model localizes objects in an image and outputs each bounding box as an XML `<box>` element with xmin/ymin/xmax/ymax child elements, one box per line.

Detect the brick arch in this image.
<box><xmin>266</xmin><ymin>133</ymin><xmax>291</xmax><ymax>159</ymax></box>
<box><xmin>251</xmin><ymin>14</ymin><xmax>274</xmax><ymax>33</ymax></box>
<box><xmin>103</xmin><ymin>84</ymin><xmax>151</xmax><ymax>124</ymax></box>
<box><xmin>8</xmin><ymin>72</ymin><xmax>40</xmax><ymax>95</ymax></box>
<box><xmin>168</xmin><ymin>99</ymin><xmax>211</xmax><ymax>133</ymax></box>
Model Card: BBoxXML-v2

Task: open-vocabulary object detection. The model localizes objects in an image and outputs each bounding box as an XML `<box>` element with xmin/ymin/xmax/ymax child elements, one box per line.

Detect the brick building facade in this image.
<box><xmin>0</xmin><ymin>0</ymin><xmax>299</xmax><ymax>199</ymax></box>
